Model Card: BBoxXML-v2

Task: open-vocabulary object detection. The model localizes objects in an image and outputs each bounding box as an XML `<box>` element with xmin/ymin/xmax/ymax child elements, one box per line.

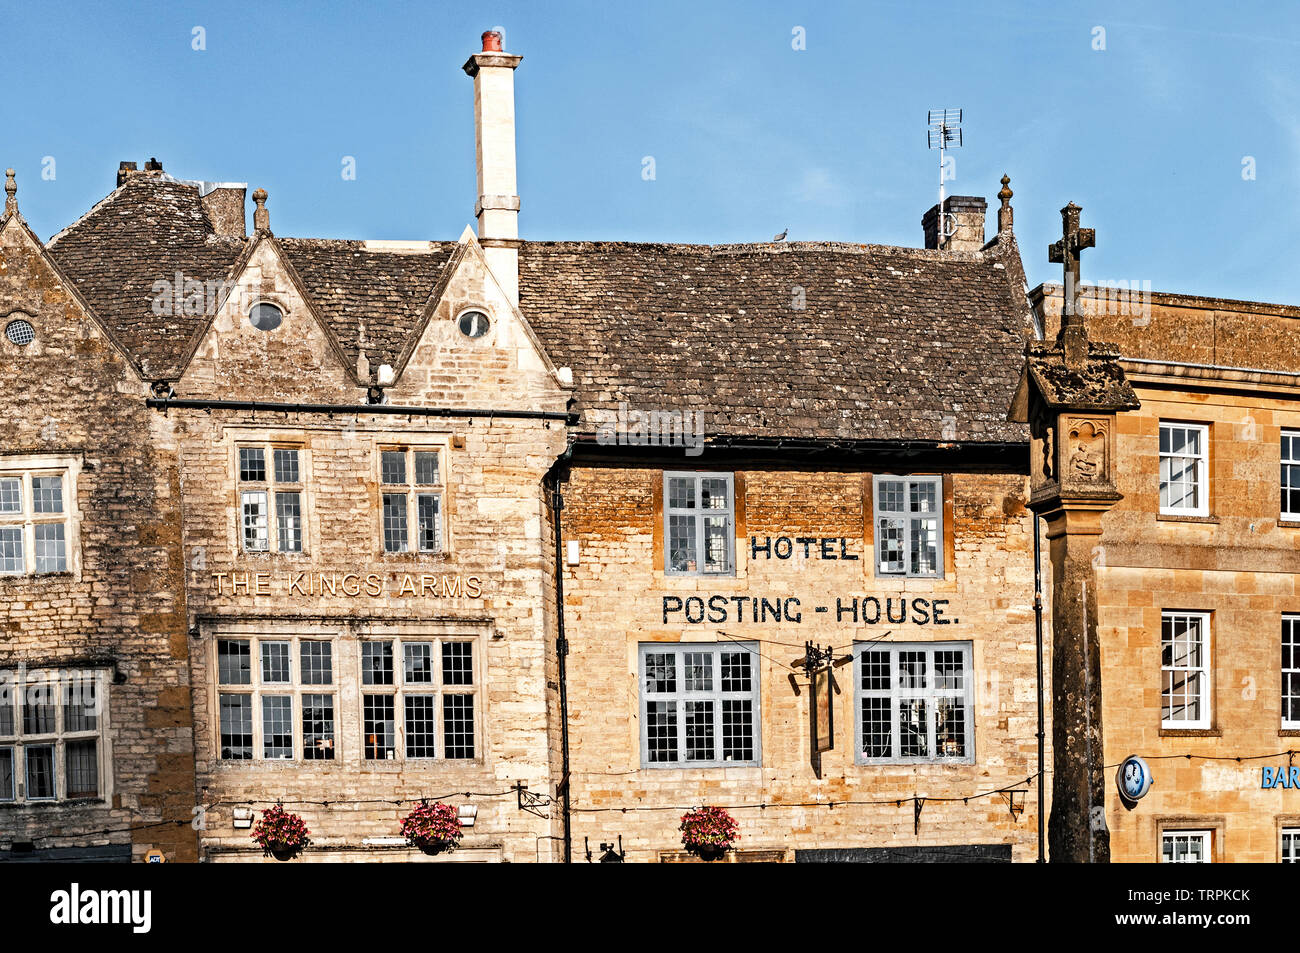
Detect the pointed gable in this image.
<box><xmin>46</xmin><ymin>176</ymin><xmax>245</xmax><ymax>379</ymax></box>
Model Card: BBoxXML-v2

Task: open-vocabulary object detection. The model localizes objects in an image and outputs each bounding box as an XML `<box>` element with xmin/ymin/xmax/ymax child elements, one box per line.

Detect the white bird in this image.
<box><xmin>772</xmin><ymin>228</ymin><xmax>788</xmax><ymax>242</ymax></box>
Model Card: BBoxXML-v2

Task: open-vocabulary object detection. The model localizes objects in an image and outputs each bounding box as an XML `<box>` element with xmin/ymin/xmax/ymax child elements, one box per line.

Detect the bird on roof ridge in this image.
<box><xmin>772</xmin><ymin>228</ymin><xmax>788</xmax><ymax>242</ymax></box>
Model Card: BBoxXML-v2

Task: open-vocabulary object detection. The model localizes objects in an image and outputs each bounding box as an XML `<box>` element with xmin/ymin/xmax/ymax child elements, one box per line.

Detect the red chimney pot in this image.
<box><xmin>482</xmin><ymin>30</ymin><xmax>502</xmax><ymax>52</ymax></box>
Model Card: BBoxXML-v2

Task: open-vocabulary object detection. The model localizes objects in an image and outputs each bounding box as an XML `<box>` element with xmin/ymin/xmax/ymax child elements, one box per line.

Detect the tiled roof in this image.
<box><xmin>520</xmin><ymin>240</ymin><xmax>1035</xmax><ymax>443</ymax></box>
<box><xmin>47</xmin><ymin>176</ymin><xmax>244</xmax><ymax>379</ymax></box>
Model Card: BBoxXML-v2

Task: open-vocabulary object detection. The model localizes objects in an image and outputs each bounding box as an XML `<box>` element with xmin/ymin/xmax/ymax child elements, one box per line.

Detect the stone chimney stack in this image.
<box><xmin>463</xmin><ymin>30</ymin><xmax>522</xmax><ymax>305</ymax></box>
<box><xmin>922</xmin><ymin>195</ymin><xmax>987</xmax><ymax>252</ymax></box>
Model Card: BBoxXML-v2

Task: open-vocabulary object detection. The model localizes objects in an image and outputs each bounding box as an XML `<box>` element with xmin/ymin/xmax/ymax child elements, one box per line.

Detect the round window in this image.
<box><xmin>249</xmin><ymin>302</ymin><xmax>283</xmax><ymax>331</ymax></box>
<box><xmin>4</xmin><ymin>317</ymin><xmax>35</xmax><ymax>346</ymax></box>
<box><xmin>458</xmin><ymin>310</ymin><xmax>490</xmax><ymax>339</ymax></box>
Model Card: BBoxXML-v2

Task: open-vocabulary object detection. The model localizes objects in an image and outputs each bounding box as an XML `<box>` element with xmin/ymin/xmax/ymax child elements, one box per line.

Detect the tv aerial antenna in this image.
<box><xmin>927</xmin><ymin>108</ymin><xmax>963</xmax><ymax>242</ymax></box>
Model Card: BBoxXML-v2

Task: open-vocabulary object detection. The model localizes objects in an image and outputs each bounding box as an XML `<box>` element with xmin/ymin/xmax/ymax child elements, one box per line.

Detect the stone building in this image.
<box><xmin>1032</xmin><ymin>283</ymin><xmax>1300</xmax><ymax>863</ymax></box>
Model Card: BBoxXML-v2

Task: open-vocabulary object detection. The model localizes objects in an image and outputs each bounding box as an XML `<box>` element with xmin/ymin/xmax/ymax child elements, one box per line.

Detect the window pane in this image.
<box><xmin>272</xmin><ymin>448</ymin><xmax>299</xmax><ymax>484</ymax></box>
<box><xmin>0</xmin><ymin>527</ymin><xmax>22</xmax><ymax>574</ymax></box>
<box><xmin>403</xmin><ymin>643</ymin><xmax>434</xmax><ymax>684</ymax></box>
<box><xmin>667</xmin><ymin>513</ymin><xmax>696</xmax><ymax>572</ymax></box>
<box><xmin>877</xmin><ymin>480</ymin><xmax>905</xmax><ymax>512</ymax></box>
<box><xmin>899</xmin><ymin>699</ymin><xmax>929</xmax><ymax>757</ymax></box>
<box><xmin>0</xmin><ymin>477</ymin><xmax>21</xmax><ymax>513</ymax></box>
<box><xmin>31</xmin><ymin>476</ymin><xmax>63</xmax><ymax>514</ymax></box>
<box><xmin>878</xmin><ymin>517</ymin><xmax>904</xmax><ymax>574</ymax></box>
<box><xmin>898</xmin><ymin>651</ymin><xmax>927</xmax><ymax>690</ymax></box>
<box><xmin>442</xmin><ymin>642</ymin><xmax>473</xmax><ymax>685</ymax></box>
<box><xmin>261</xmin><ymin>641</ymin><xmax>291</xmax><ymax>684</ymax></box>
<box><xmin>684</xmin><ymin>700</ymin><xmax>714</xmax><ymax>760</ymax></box>
<box><xmin>300</xmin><ymin>642</ymin><xmax>333</xmax><ymax>685</ymax></box>
<box><xmin>22</xmin><ymin>682</ymin><xmax>55</xmax><ymax>735</ymax></box>
<box><xmin>645</xmin><ymin>653</ymin><xmax>676</xmax><ymax>693</ymax></box>
<box><xmin>65</xmin><ymin>739</ymin><xmax>98</xmax><ymax>798</ymax></box>
<box><xmin>363</xmin><ymin>695</ymin><xmax>395</xmax><ymax>759</ymax></box>
<box><xmin>683</xmin><ymin>652</ymin><xmax>713</xmax><ymax>692</ymax></box>
<box><xmin>667</xmin><ymin>477</ymin><xmax>695</xmax><ymax>509</ymax></box>
<box><xmin>720</xmin><ymin>652</ymin><xmax>752</xmax><ymax>692</ymax></box>
<box><xmin>275</xmin><ymin>492</ymin><xmax>303</xmax><ymax>552</ymax></box>
<box><xmin>909</xmin><ymin>480</ymin><xmax>937</xmax><ymax>513</ymax></box>
<box><xmin>238</xmin><ymin>447</ymin><xmax>266</xmax><ymax>482</ymax></box>
<box><xmin>909</xmin><ymin>517</ymin><xmax>939</xmax><ymax>575</ymax></box>
<box><xmin>382</xmin><ymin>493</ymin><xmax>408</xmax><ymax>553</ymax></box>
<box><xmin>417</xmin><ymin>494</ymin><xmax>441</xmax><ymax>552</ymax></box>
<box><xmin>219</xmin><ymin>694</ymin><xmax>253</xmax><ymax>759</ymax></box>
<box><xmin>302</xmin><ymin>693</ymin><xmax>335</xmax><ymax>760</ymax></box>
<box><xmin>362</xmin><ymin>642</ymin><xmax>394</xmax><ymax>685</ymax></box>
<box><xmin>443</xmin><ymin>694</ymin><xmax>475</xmax><ymax>759</ymax></box>
<box><xmin>217</xmin><ymin>640</ymin><xmax>252</xmax><ymax>685</ymax></box>
<box><xmin>414</xmin><ymin>451</ymin><xmax>439</xmax><ymax>485</ymax></box>
<box><xmin>63</xmin><ymin>677</ymin><xmax>98</xmax><ymax>732</ymax></box>
<box><xmin>935</xmin><ymin>699</ymin><xmax>966</xmax><ymax>757</ymax></box>
<box><xmin>34</xmin><ymin>523</ymin><xmax>66</xmax><ymax>573</ymax></box>
<box><xmin>934</xmin><ymin>650</ymin><xmax>965</xmax><ymax>691</ymax></box>
<box><xmin>241</xmin><ymin>491</ymin><xmax>268</xmax><ymax>551</ymax></box>
<box><xmin>700</xmin><ymin>478</ymin><xmax>728</xmax><ymax>510</ymax></box>
<box><xmin>646</xmin><ymin>701</ymin><xmax>677</xmax><ymax>762</ymax></box>
<box><xmin>862</xmin><ymin>697</ymin><xmax>893</xmax><ymax>758</ymax></box>
<box><xmin>860</xmin><ymin>650</ymin><xmax>890</xmax><ymax>692</ymax></box>
<box><xmin>721</xmin><ymin>699</ymin><xmax>753</xmax><ymax>761</ymax></box>
<box><xmin>25</xmin><ymin>744</ymin><xmax>54</xmax><ymax>799</ymax></box>
<box><xmin>0</xmin><ymin>689</ymin><xmax>12</xmax><ymax>736</ymax></box>
<box><xmin>381</xmin><ymin>450</ymin><xmax>406</xmax><ymax>485</ymax></box>
<box><xmin>0</xmin><ymin>747</ymin><xmax>12</xmax><ymax>801</ymax></box>
<box><xmin>703</xmin><ymin>515</ymin><xmax>730</xmax><ymax>572</ymax></box>
<box><xmin>261</xmin><ymin>696</ymin><xmax>293</xmax><ymax>759</ymax></box>
<box><xmin>404</xmin><ymin>695</ymin><xmax>437</xmax><ymax>758</ymax></box>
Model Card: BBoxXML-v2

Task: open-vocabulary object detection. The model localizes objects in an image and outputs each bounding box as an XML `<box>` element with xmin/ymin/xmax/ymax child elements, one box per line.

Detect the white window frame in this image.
<box><xmin>215</xmin><ymin>636</ymin><xmax>337</xmax><ymax>762</ymax></box>
<box><xmin>359</xmin><ymin>638</ymin><xmax>478</xmax><ymax>762</ymax></box>
<box><xmin>853</xmin><ymin>641</ymin><xmax>974</xmax><ymax>765</ymax></box>
<box><xmin>236</xmin><ymin>444</ymin><xmax>307</xmax><ymax>554</ymax></box>
<box><xmin>1285</xmin><ymin>617</ymin><xmax>1300</xmax><ymax>729</ymax></box>
<box><xmin>663</xmin><ymin>472</ymin><xmax>735</xmax><ymax>577</ymax></box>
<box><xmin>1161</xmin><ymin>611</ymin><xmax>1212</xmax><ymax>729</ymax></box>
<box><xmin>1161</xmin><ymin>829</ymin><xmax>1212</xmax><ymax>863</ymax></box>
<box><xmin>872</xmin><ymin>475</ymin><xmax>944</xmax><ymax>579</ymax></box>
<box><xmin>1159</xmin><ymin>422</ymin><xmax>1209</xmax><ymax>517</ymax></box>
<box><xmin>0</xmin><ymin>668</ymin><xmax>108</xmax><ymax>803</ymax></box>
<box><xmin>379</xmin><ymin>447</ymin><xmax>445</xmax><ymax>555</ymax></box>
<box><xmin>0</xmin><ymin>455</ymin><xmax>79</xmax><ymax>578</ymax></box>
<box><xmin>638</xmin><ymin>642</ymin><xmax>761</xmax><ymax>768</ymax></box>
<box><xmin>1283</xmin><ymin>430</ymin><xmax>1300</xmax><ymax>519</ymax></box>
<box><xmin>1282</xmin><ymin>827</ymin><xmax>1300</xmax><ymax>864</ymax></box>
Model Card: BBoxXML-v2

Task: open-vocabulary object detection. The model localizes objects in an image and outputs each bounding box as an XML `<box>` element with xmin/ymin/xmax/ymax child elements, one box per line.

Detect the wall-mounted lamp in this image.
<box><xmin>584</xmin><ymin>835</ymin><xmax>626</xmax><ymax>863</ymax></box>
<box><xmin>233</xmin><ymin>808</ymin><xmax>254</xmax><ymax>830</ymax></box>
<box><xmin>458</xmin><ymin>804</ymin><xmax>478</xmax><ymax>828</ymax></box>
<box><xmin>1004</xmin><ymin>789</ymin><xmax>1027</xmax><ymax>820</ymax></box>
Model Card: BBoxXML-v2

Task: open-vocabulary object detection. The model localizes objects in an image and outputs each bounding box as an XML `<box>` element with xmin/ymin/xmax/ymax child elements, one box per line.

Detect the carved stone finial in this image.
<box><xmin>4</xmin><ymin>169</ymin><xmax>16</xmax><ymax>216</ymax></box>
<box><xmin>252</xmin><ymin>188</ymin><xmax>269</xmax><ymax>232</ymax></box>
<box><xmin>997</xmin><ymin>174</ymin><xmax>1013</xmax><ymax>232</ymax></box>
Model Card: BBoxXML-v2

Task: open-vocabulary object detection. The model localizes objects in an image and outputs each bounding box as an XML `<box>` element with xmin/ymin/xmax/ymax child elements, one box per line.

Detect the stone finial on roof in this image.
<box><xmin>4</xmin><ymin>168</ymin><xmax>16</xmax><ymax>217</ymax></box>
<box><xmin>997</xmin><ymin>174</ymin><xmax>1013</xmax><ymax>233</ymax></box>
<box><xmin>252</xmin><ymin>188</ymin><xmax>269</xmax><ymax>232</ymax></box>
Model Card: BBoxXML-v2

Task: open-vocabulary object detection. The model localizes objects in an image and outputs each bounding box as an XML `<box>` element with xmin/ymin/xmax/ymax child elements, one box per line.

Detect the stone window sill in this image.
<box><xmin>1159</xmin><ymin>727</ymin><xmax>1222</xmax><ymax>738</ymax></box>
<box><xmin>1156</xmin><ymin>513</ymin><xmax>1219</xmax><ymax>525</ymax></box>
<box><xmin>1279</xmin><ymin>728</ymin><xmax>1300</xmax><ymax>737</ymax></box>
<box><xmin>1278</xmin><ymin>521</ymin><xmax>1300</xmax><ymax>529</ymax></box>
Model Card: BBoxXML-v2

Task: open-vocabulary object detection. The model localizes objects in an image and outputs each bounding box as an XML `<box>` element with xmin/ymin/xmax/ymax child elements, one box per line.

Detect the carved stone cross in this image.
<box><xmin>1047</xmin><ymin>202</ymin><xmax>1095</xmax><ymax>326</ymax></box>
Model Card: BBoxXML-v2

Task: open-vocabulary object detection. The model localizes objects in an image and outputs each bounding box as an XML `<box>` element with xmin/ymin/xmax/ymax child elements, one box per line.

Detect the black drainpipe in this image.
<box><xmin>550</xmin><ymin>476</ymin><xmax>572</xmax><ymax>863</ymax></box>
<box><xmin>1033</xmin><ymin>512</ymin><xmax>1046</xmax><ymax>863</ymax></box>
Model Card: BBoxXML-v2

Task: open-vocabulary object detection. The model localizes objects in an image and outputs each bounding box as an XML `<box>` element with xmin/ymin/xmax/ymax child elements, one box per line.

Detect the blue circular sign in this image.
<box><xmin>1117</xmin><ymin>755</ymin><xmax>1153</xmax><ymax>802</ymax></box>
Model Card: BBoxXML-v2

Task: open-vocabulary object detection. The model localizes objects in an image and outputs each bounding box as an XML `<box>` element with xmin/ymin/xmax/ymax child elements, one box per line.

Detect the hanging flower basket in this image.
<box><xmin>400</xmin><ymin>801</ymin><xmax>464</xmax><ymax>856</ymax></box>
<box><xmin>251</xmin><ymin>804</ymin><xmax>311</xmax><ymax>861</ymax></box>
<box><xmin>679</xmin><ymin>806</ymin><xmax>739</xmax><ymax>861</ymax></box>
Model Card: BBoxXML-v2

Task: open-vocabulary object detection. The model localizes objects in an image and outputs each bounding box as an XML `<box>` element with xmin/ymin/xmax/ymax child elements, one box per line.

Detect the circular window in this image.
<box><xmin>458</xmin><ymin>310</ymin><xmax>491</xmax><ymax>339</ymax></box>
<box><xmin>248</xmin><ymin>302</ymin><xmax>283</xmax><ymax>331</ymax></box>
<box><xmin>5</xmin><ymin>318</ymin><xmax>35</xmax><ymax>346</ymax></box>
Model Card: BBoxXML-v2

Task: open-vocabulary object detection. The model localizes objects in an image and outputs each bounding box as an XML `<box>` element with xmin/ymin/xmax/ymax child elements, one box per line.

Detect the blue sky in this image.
<box><xmin>8</xmin><ymin>0</ymin><xmax>1300</xmax><ymax>301</ymax></box>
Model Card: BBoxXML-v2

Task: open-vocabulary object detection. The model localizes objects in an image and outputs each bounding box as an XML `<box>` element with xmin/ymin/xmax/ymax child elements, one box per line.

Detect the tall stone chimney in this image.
<box><xmin>463</xmin><ymin>30</ymin><xmax>522</xmax><ymax>305</ymax></box>
<box><xmin>922</xmin><ymin>195</ymin><xmax>987</xmax><ymax>252</ymax></box>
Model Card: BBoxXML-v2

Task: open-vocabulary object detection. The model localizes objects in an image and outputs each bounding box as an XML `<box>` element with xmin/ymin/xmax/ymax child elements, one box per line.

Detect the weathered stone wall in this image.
<box><xmin>559</xmin><ymin>463</ymin><xmax>1048</xmax><ymax>862</ymax></box>
<box><xmin>0</xmin><ymin>216</ymin><xmax>198</xmax><ymax>861</ymax></box>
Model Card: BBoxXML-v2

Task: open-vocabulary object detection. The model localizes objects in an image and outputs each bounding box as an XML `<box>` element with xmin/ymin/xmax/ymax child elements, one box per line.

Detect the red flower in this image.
<box><xmin>250</xmin><ymin>804</ymin><xmax>311</xmax><ymax>853</ymax></box>
<box><xmin>679</xmin><ymin>806</ymin><xmax>739</xmax><ymax>850</ymax></box>
<box><xmin>400</xmin><ymin>801</ymin><xmax>464</xmax><ymax>850</ymax></box>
